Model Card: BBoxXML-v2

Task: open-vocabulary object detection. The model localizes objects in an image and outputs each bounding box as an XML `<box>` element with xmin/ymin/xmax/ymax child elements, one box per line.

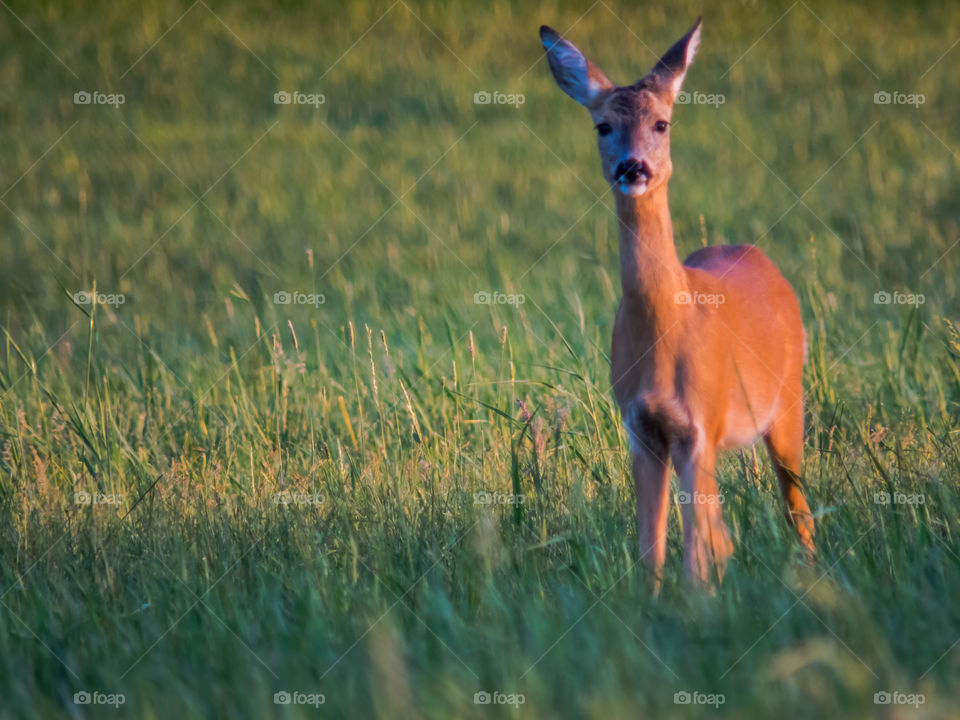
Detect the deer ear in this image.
<box><xmin>540</xmin><ymin>26</ymin><xmax>613</xmax><ymax>107</ymax></box>
<box><xmin>647</xmin><ymin>18</ymin><xmax>701</xmax><ymax>102</ymax></box>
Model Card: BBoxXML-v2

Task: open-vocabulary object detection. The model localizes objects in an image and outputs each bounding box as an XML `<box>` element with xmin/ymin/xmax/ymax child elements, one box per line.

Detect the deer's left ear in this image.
<box><xmin>540</xmin><ymin>25</ymin><xmax>613</xmax><ymax>107</ymax></box>
<box><xmin>647</xmin><ymin>17</ymin><xmax>701</xmax><ymax>103</ymax></box>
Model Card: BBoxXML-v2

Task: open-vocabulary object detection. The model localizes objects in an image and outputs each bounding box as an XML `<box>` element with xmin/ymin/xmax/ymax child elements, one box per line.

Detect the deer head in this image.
<box><xmin>540</xmin><ymin>18</ymin><xmax>701</xmax><ymax>197</ymax></box>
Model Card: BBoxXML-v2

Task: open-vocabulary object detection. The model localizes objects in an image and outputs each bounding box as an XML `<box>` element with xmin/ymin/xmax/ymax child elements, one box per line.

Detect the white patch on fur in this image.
<box><xmin>619</xmin><ymin>180</ymin><xmax>648</xmax><ymax>197</ymax></box>
<box><xmin>671</xmin><ymin>420</ymin><xmax>706</xmax><ymax>466</ymax></box>
<box><xmin>685</xmin><ymin>25</ymin><xmax>702</xmax><ymax>67</ymax></box>
<box><xmin>720</xmin><ymin>396</ymin><xmax>778</xmax><ymax>450</ymax></box>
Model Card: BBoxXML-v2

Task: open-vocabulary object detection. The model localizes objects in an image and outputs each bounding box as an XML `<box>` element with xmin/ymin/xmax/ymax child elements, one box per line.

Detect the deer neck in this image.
<box><xmin>616</xmin><ymin>184</ymin><xmax>687</xmax><ymax>331</ymax></box>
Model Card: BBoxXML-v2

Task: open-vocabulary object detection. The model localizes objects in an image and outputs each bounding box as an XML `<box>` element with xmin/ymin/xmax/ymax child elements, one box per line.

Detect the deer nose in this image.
<box><xmin>616</xmin><ymin>159</ymin><xmax>650</xmax><ymax>184</ymax></box>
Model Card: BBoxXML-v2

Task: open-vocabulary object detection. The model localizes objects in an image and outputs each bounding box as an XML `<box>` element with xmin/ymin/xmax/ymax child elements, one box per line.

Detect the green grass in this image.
<box><xmin>1</xmin><ymin>0</ymin><xmax>959</xmax><ymax>717</ymax></box>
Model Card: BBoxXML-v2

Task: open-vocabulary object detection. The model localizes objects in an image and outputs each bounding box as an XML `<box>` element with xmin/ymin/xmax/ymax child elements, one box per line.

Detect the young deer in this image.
<box><xmin>540</xmin><ymin>18</ymin><xmax>815</xmax><ymax>585</ymax></box>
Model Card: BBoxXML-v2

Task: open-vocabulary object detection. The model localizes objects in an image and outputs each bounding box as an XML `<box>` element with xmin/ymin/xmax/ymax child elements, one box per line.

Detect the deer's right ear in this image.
<box><xmin>647</xmin><ymin>18</ymin><xmax>701</xmax><ymax>103</ymax></box>
<box><xmin>540</xmin><ymin>26</ymin><xmax>612</xmax><ymax>107</ymax></box>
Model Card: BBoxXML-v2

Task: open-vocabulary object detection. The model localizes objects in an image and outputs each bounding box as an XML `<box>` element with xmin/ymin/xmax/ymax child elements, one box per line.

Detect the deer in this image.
<box><xmin>540</xmin><ymin>17</ymin><xmax>815</xmax><ymax>587</ymax></box>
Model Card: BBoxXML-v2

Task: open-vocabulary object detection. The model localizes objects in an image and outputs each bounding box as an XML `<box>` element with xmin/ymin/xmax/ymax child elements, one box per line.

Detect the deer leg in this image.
<box><xmin>676</xmin><ymin>441</ymin><xmax>733</xmax><ymax>584</ymax></box>
<box><xmin>763</xmin><ymin>404</ymin><xmax>815</xmax><ymax>554</ymax></box>
<box><xmin>632</xmin><ymin>444</ymin><xmax>672</xmax><ymax>592</ymax></box>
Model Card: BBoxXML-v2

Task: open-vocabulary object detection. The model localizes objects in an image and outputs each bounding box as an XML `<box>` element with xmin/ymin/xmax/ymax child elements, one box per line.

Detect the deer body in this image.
<box><xmin>541</xmin><ymin>18</ymin><xmax>815</xmax><ymax>585</ymax></box>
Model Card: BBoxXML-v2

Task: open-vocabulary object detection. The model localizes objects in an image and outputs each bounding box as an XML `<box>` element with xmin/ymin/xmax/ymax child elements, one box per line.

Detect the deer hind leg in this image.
<box><xmin>631</xmin><ymin>442</ymin><xmax>672</xmax><ymax>592</ymax></box>
<box><xmin>763</xmin><ymin>403</ymin><xmax>816</xmax><ymax>554</ymax></box>
<box><xmin>676</xmin><ymin>440</ymin><xmax>733</xmax><ymax>584</ymax></box>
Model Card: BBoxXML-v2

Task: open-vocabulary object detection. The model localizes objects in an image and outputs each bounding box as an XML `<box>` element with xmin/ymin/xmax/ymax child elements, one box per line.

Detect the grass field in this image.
<box><xmin>1</xmin><ymin>0</ymin><xmax>959</xmax><ymax>717</ymax></box>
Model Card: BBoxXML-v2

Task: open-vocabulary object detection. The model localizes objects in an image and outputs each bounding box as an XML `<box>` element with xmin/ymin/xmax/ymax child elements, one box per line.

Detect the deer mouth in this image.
<box><xmin>615</xmin><ymin>160</ymin><xmax>651</xmax><ymax>196</ymax></box>
<box><xmin>619</xmin><ymin>177</ymin><xmax>649</xmax><ymax>196</ymax></box>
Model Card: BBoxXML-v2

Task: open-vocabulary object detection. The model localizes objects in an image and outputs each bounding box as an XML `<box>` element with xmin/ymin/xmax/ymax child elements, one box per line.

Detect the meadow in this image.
<box><xmin>1</xmin><ymin>0</ymin><xmax>959</xmax><ymax>717</ymax></box>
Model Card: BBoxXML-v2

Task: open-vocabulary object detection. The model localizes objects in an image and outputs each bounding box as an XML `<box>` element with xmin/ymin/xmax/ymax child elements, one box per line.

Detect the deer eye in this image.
<box><xmin>595</xmin><ymin>123</ymin><xmax>612</xmax><ymax>137</ymax></box>
<box><xmin>654</xmin><ymin>120</ymin><xmax>669</xmax><ymax>133</ymax></box>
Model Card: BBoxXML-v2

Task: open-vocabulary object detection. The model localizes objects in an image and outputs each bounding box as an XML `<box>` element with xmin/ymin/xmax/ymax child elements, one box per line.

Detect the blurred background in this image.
<box><xmin>2</xmin><ymin>0</ymin><xmax>957</xmax><ymax>353</ymax></box>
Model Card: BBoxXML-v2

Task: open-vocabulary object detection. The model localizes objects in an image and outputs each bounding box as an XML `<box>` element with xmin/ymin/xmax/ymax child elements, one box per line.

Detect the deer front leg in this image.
<box><xmin>676</xmin><ymin>441</ymin><xmax>733</xmax><ymax>584</ymax></box>
<box><xmin>632</xmin><ymin>445</ymin><xmax>672</xmax><ymax>592</ymax></box>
